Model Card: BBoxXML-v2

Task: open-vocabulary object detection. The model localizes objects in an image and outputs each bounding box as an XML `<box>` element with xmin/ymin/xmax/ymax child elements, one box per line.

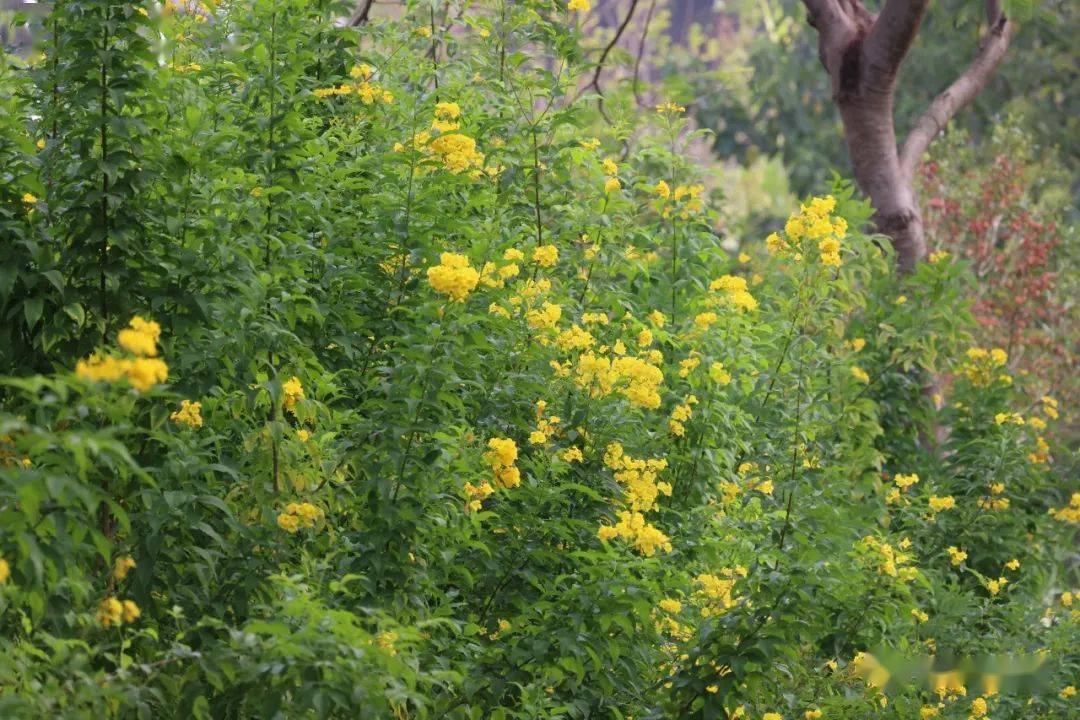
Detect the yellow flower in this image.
<box><xmin>654</xmin><ymin>180</ymin><xmax>671</xmax><ymax>199</ymax></box>
<box><xmin>0</xmin><ymin>556</ymin><xmax>9</xmax><ymax>583</ymax></box>
<box><xmin>894</xmin><ymin>473</ymin><xmax>919</xmax><ymax>488</ymax></box>
<box><xmin>1004</xmin><ymin>558</ymin><xmax>1020</xmax><ymax>570</ymax></box>
<box><xmin>282</xmin><ymin>376</ymin><xmax>305</xmax><ymax>413</ymax></box>
<box><xmin>895</xmin><ymin>295</ymin><xmax>907</xmax><ymax>305</ymax></box>
<box><xmin>947</xmin><ymin>546</ymin><xmax>967</xmax><ymax>566</ymax></box>
<box><xmin>121</xmin><ymin>600</ymin><xmax>140</xmax><ymax>623</ymax></box>
<box><xmin>805</xmin><ymin>711</ymin><xmax>822</xmax><ymax>720</ymax></box>
<box><xmin>763</xmin><ymin>713</ymin><xmax>782</xmax><ymax>720</ymax></box>
<box><xmin>850</xmin><ymin>366</ymin><xmax>870</xmax><ymax>384</ymax></box>
<box><xmin>561</xmin><ymin>446</ymin><xmax>583</xmax><ymax>463</ymax></box>
<box><xmin>113</xmin><ymin>555</ymin><xmax>136</xmax><ymax>581</ymax></box>
<box><xmin>1061</xmin><ymin>686</ymin><xmax>1077</xmax><ymax>699</ymax></box>
<box><xmin>427</xmin><ymin>252</ymin><xmax>481</xmax><ymax>301</ymax></box>
<box><xmin>117</xmin><ymin>316</ymin><xmax>161</xmax><ymax>357</ymax></box>
<box><xmin>694</xmin><ymin>312</ymin><xmax>717</xmax><ymax>329</ymax></box>
<box><xmin>567</xmin><ymin>0</ymin><xmax>590</xmax><ymax>11</ymax></box>
<box><xmin>96</xmin><ymin>597</ymin><xmax>124</xmax><ymax>627</ymax></box>
<box><xmin>532</xmin><ymin>244</ymin><xmax>559</xmax><ymax>268</ymax></box>
<box><xmin>277</xmin><ymin>512</ymin><xmax>300</xmax><ymax>533</ymax></box>
<box><xmin>930</xmin><ymin>495</ymin><xmax>956</xmax><ymax>512</ymax></box>
<box><xmin>699</xmin><ymin>363</ymin><xmax>727</xmax><ymax>387</ymax></box>
<box><xmin>969</xmin><ymin>697</ymin><xmax>988</xmax><ymax>719</ymax></box>
<box><xmin>35</xmin><ymin>138</ymin><xmax>45</xmax><ymax>150</ymax></box>
<box><xmin>601</xmin><ymin>157</ymin><xmax>618</xmax><ymax>176</ymax></box>
<box><xmin>21</xmin><ymin>193</ymin><xmax>37</xmax><ymax>204</ymax></box>
<box><xmin>170</xmin><ymin>399</ymin><xmax>203</xmax><ymax>428</ymax></box>
<box><xmin>604</xmin><ymin>177</ymin><xmax>621</xmax><ymax>194</ymax></box>
<box><xmin>658</xmin><ymin>598</ymin><xmax>682</xmax><ymax>613</ymax></box>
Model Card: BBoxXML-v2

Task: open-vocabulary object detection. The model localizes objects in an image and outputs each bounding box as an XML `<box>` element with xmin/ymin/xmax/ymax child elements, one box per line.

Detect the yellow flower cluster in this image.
<box><xmin>1040</xmin><ymin>394</ymin><xmax>1059</xmax><ymax>420</ymax></box>
<box><xmin>170</xmin><ymin>399</ymin><xmax>203</xmax><ymax>428</ymax></box>
<box><xmin>960</xmin><ymin>347</ymin><xmax>1008</xmax><ymax>387</ymax></box>
<box><xmin>567</xmin><ymin>0</ymin><xmax>590</xmax><ymax>11</ymax></box>
<box><xmin>561</xmin><ymin>446</ymin><xmax>584</xmax><ymax>463</ymax></box>
<box><xmin>597</xmin><ymin>442</ymin><xmax>672</xmax><ymax>556</ymax></box>
<box><xmin>573</xmin><ymin>352</ymin><xmax>665</xmax><ymax>409</ymax></box>
<box><xmin>480</xmin><ymin>259</ymin><xmax>520</xmax><ymax>289</ymax></box>
<box><xmin>929</xmin><ymin>494</ymin><xmax>956</xmax><ymax>513</ymax></box>
<box><xmin>276</xmin><ymin>502</ymin><xmax>323</xmax><ymax>533</ymax></box>
<box><xmin>886</xmin><ymin>472</ymin><xmax>919</xmax><ymax>505</ymax></box>
<box><xmin>117</xmin><ymin>316</ymin><xmax>161</xmax><ymax>357</ymax></box>
<box><xmin>653</xmin><ymin>598</ymin><xmax>692</xmax><ymax>640</ymax></box>
<box><xmin>668</xmin><ymin>395</ymin><xmax>697</xmax><ymax>437</ymax></box>
<box><xmin>463</xmin><ymin>480</ymin><xmax>494</xmax><ymax>512</ymax></box>
<box><xmin>947</xmin><ymin>546</ymin><xmax>967</xmax><ymax>566</ymax></box>
<box><xmin>282</xmin><ymin>376</ymin><xmax>304</xmax><ymax>413</ymax></box>
<box><xmin>597</xmin><ymin>510</ymin><xmax>672</xmax><ymax>556</ymax></box>
<box><xmin>858</xmin><ymin>535</ymin><xmax>919</xmax><ymax>582</ymax></box>
<box><xmin>75</xmin><ymin>316</ymin><xmax>169</xmax><ymax>392</ymax></box>
<box><xmin>1049</xmin><ymin>491</ymin><xmax>1080</xmax><ymax>523</ymax></box>
<box><xmin>96</xmin><ymin>596</ymin><xmax>140</xmax><ymax>627</ymax></box>
<box><xmin>603</xmin><ymin>442</ymin><xmax>671</xmax><ymax>512</ymax></box>
<box><xmin>0</xmin><ymin>556</ymin><xmax>10</xmax><ymax>583</ymax></box>
<box><xmin>432</xmin><ymin>101</ymin><xmax>461</xmax><ymax>132</ymax></box>
<box><xmin>654</xmin><ymin>181</ymin><xmax>705</xmax><ymax>216</ymax></box>
<box><xmin>532</xmin><ymin>244</ymin><xmax>559</xmax><ymax>268</ymax></box>
<box><xmin>695</xmin><ymin>567</ymin><xmax>745</xmax><ymax>617</ymax></box>
<box><xmin>484</xmin><ymin>437</ymin><xmax>520</xmax><ymax>488</ymax></box>
<box><xmin>529</xmin><ymin>402</ymin><xmax>561</xmax><ymax>446</ymax></box>
<box><xmin>427</xmin><ymin>252</ymin><xmax>481</xmax><ymax>302</ymax></box>
<box><xmin>526</xmin><ymin>301</ymin><xmax>562</xmax><ymax>330</ymax></box>
<box><xmin>113</xmin><ymin>555</ymin><xmax>136</xmax><ymax>581</ymax></box>
<box><xmin>312</xmin><ymin>65</ymin><xmax>393</xmax><ymax>104</ymax></box>
<box><xmin>977</xmin><ymin>482</ymin><xmax>1009</xmax><ymax>511</ymax></box>
<box><xmin>678</xmin><ymin>355</ymin><xmax>700</xmax><ymax>378</ymax></box>
<box><xmin>428</xmin><ymin>132</ymin><xmax>486</xmax><ymax>174</ymax></box>
<box><xmin>708</xmin><ymin>274</ymin><xmax>758</xmax><ymax>311</ymax></box>
<box><xmin>709</xmin><ymin>362</ymin><xmax>731</xmax><ymax>385</ymax></box>
<box><xmin>1027</xmin><ymin>435</ymin><xmax>1050</xmax><ymax>465</ymax></box>
<box><xmin>766</xmin><ymin>195</ymin><xmax>847</xmax><ymax>267</ymax></box>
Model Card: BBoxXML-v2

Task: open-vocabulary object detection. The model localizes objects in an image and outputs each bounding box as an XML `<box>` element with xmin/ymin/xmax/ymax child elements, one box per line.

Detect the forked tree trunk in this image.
<box><xmin>801</xmin><ymin>0</ymin><xmax>1012</xmax><ymax>272</ymax></box>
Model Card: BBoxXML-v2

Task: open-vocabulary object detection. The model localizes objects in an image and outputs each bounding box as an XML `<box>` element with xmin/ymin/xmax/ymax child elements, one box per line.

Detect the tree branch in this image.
<box><xmin>799</xmin><ymin>0</ymin><xmax>869</xmax><ymax>78</ymax></box>
<box><xmin>863</xmin><ymin>0</ymin><xmax>930</xmax><ymax>82</ymax></box>
<box><xmin>349</xmin><ymin>0</ymin><xmax>374</xmax><ymax>26</ymax></box>
<box><xmin>589</xmin><ymin>0</ymin><xmax>641</xmax><ymax>98</ymax></box>
<box><xmin>899</xmin><ymin>1</ymin><xmax>1012</xmax><ymax>181</ymax></box>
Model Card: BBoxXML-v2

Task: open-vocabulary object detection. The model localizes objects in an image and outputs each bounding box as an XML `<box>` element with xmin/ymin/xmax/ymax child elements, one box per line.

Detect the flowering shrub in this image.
<box><xmin>0</xmin><ymin>2</ymin><xmax>1075</xmax><ymax>719</ymax></box>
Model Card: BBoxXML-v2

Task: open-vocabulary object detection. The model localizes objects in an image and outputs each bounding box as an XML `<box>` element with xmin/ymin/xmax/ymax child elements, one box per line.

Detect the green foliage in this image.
<box><xmin>0</xmin><ymin>2</ymin><xmax>1075</xmax><ymax>719</ymax></box>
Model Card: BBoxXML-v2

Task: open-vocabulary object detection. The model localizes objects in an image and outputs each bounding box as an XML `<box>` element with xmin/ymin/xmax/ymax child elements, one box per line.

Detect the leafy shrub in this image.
<box><xmin>0</xmin><ymin>2</ymin><xmax>1075</xmax><ymax>719</ymax></box>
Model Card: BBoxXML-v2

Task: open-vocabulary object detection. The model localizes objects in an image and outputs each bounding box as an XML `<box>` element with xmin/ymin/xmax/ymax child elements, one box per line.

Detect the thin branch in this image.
<box><xmin>586</xmin><ymin>0</ymin><xmax>640</xmax><ymax>115</ymax></box>
<box><xmin>631</xmin><ymin>0</ymin><xmax>657</xmax><ymax>107</ymax></box>
<box><xmin>863</xmin><ymin>0</ymin><xmax>930</xmax><ymax>82</ymax></box>
<box><xmin>899</xmin><ymin>2</ymin><xmax>1011</xmax><ymax>181</ymax></box>
<box><xmin>349</xmin><ymin>0</ymin><xmax>374</xmax><ymax>26</ymax></box>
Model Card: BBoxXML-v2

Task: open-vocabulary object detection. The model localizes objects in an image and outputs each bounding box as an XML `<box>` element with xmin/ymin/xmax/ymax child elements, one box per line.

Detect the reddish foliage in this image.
<box><xmin>921</xmin><ymin>153</ymin><xmax>1069</xmax><ymax>394</ymax></box>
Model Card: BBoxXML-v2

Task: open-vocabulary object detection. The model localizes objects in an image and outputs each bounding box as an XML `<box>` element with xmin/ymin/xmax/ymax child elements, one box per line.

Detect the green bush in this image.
<box><xmin>0</xmin><ymin>2</ymin><xmax>1075</xmax><ymax>719</ymax></box>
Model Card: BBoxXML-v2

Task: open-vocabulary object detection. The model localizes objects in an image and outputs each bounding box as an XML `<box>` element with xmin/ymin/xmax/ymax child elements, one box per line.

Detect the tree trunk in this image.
<box><xmin>800</xmin><ymin>0</ymin><xmax>1011</xmax><ymax>273</ymax></box>
<box><xmin>837</xmin><ymin>87</ymin><xmax>926</xmax><ymax>272</ymax></box>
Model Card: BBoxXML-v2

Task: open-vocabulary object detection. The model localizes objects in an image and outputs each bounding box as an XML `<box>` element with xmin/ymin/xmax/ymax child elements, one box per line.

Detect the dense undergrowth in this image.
<box><xmin>0</xmin><ymin>2</ymin><xmax>1076</xmax><ymax>719</ymax></box>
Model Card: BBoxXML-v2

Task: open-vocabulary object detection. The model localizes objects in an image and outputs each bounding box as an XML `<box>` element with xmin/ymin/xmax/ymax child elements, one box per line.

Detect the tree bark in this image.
<box><xmin>800</xmin><ymin>0</ymin><xmax>1011</xmax><ymax>273</ymax></box>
